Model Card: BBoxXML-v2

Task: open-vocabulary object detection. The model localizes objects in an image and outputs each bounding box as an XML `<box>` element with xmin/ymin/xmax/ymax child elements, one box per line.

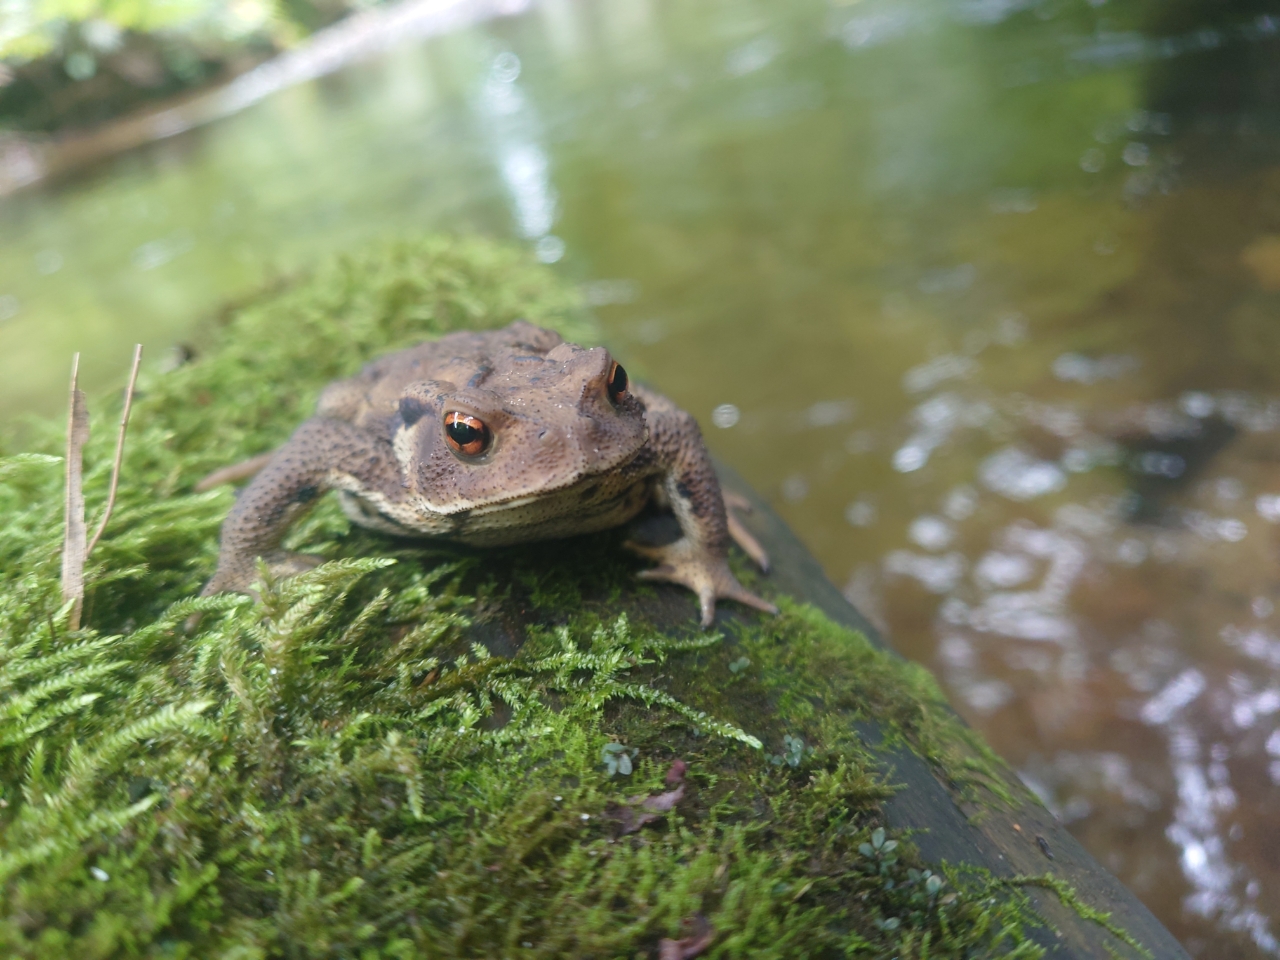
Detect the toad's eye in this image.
<box><xmin>444</xmin><ymin>412</ymin><xmax>492</xmax><ymax>458</ymax></box>
<box><xmin>607</xmin><ymin>361</ymin><xmax>629</xmax><ymax>404</ymax></box>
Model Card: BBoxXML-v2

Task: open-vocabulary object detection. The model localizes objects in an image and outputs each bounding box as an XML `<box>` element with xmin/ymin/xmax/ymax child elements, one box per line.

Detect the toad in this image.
<box><xmin>199</xmin><ymin>321</ymin><xmax>776</xmax><ymax>627</ymax></box>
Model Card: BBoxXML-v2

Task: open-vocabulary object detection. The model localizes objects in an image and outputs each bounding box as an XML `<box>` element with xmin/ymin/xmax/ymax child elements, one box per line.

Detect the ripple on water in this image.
<box><xmin>861</xmin><ymin>331</ymin><xmax>1280</xmax><ymax>953</ymax></box>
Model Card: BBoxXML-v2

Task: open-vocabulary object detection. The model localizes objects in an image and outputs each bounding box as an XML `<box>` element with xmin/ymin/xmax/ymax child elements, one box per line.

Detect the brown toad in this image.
<box><xmin>200</xmin><ymin>320</ymin><xmax>775</xmax><ymax>626</ymax></box>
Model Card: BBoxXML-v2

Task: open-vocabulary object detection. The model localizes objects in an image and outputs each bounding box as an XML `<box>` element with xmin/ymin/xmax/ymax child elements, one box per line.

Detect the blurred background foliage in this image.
<box><xmin>0</xmin><ymin>0</ymin><xmax>386</xmax><ymax>132</ymax></box>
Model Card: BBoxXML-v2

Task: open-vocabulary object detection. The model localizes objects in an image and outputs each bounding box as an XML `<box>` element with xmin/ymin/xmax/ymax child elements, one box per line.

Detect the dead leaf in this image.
<box><xmin>658</xmin><ymin>914</ymin><xmax>713</xmax><ymax>959</ymax></box>
<box><xmin>607</xmin><ymin>758</ymin><xmax>689</xmax><ymax>834</ymax></box>
<box><xmin>640</xmin><ymin>783</ymin><xmax>684</xmax><ymax>814</ymax></box>
<box><xmin>665</xmin><ymin>758</ymin><xmax>687</xmax><ymax>787</ymax></box>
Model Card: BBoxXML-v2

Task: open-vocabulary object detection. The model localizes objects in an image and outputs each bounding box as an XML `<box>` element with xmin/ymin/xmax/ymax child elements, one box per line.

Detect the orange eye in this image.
<box><xmin>444</xmin><ymin>412</ymin><xmax>492</xmax><ymax>458</ymax></box>
<box><xmin>607</xmin><ymin>361</ymin><xmax>628</xmax><ymax>404</ymax></box>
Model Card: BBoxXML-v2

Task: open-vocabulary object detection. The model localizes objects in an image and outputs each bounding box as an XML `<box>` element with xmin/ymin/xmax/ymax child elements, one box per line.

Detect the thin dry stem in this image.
<box><xmin>61</xmin><ymin>353</ymin><xmax>89</xmax><ymax>631</ymax></box>
<box><xmin>86</xmin><ymin>344</ymin><xmax>142</xmax><ymax>558</ymax></box>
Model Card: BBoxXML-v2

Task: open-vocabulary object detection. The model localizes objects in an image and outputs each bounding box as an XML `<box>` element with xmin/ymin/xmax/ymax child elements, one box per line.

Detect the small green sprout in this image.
<box><xmin>859</xmin><ymin>826</ymin><xmax>899</xmax><ymax>861</ymax></box>
<box><xmin>601</xmin><ymin>742</ymin><xmax>635</xmax><ymax>776</ymax></box>
<box><xmin>768</xmin><ymin>734</ymin><xmax>813</xmax><ymax>768</ymax></box>
<box><xmin>728</xmin><ymin>656</ymin><xmax>751</xmax><ymax>674</ymax></box>
<box><xmin>906</xmin><ymin>868</ymin><xmax>945</xmax><ymax>896</ymax></box>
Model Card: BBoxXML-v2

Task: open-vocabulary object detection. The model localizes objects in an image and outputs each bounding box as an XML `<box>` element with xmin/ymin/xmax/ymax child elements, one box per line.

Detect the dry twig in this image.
<box><xmin>86</xmin><ymin>344</ymin><xmax>143</xmax><ymax>557</ymax></box>
<box><xmin>61</xmin><ymin>354</ymin><xmax>89</xmax><ymax>631</ymax></box>
<box><xmin>60</xmin><ymin>344</ymin><xmax>143</xmax><ymax>632</ymax></box>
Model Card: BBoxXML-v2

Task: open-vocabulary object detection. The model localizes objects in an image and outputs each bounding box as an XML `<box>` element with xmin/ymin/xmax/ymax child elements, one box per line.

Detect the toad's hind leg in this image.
<box><xmin>625</xmin><ymin>386</ymin><xmax>777</xmax><ymax>628</ymax></box>
<box><xmin>653</xmin><ymin>484</ymin><xmax>770</xmax><ymax>573</ymax></box>
<box><xmin>201</xmin><ymin>417</ymin><xmax>403</xmax><ymax>597</ymax></box>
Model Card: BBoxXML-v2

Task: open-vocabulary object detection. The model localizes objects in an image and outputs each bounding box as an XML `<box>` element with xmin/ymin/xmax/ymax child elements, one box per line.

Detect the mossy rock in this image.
<box><xmin>0</xmin><ymin>237</ymin><xmax>1183</xmax><ymax>958</ymax></box>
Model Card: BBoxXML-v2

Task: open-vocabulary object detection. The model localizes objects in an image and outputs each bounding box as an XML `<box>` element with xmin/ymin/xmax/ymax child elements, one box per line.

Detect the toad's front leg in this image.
<box><xmin>627</xmin><ymin>386</ymin><xmax>778</xmax><ymax>628</ymax></box>
<box><xmin>202</xmin><ymin>417</ymin><xmax>404</xmax><ymax>596</ymax></box>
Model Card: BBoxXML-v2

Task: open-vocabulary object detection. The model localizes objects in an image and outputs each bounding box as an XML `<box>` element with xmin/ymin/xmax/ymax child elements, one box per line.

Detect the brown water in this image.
<box><xmin>3</xmin><ymin>0</ymin><xmax>1280</xmax><ymax>954</ymax></box>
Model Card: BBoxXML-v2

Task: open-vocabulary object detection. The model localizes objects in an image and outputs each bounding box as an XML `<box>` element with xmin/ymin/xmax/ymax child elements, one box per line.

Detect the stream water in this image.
<box><xmin>3</xmin><ymin>0</ymin><xmax>1280</xmax><ymax>953</ymax></box>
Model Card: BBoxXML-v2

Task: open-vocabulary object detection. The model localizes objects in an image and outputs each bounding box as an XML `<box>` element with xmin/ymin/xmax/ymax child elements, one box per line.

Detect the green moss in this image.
<box><xmin>0</xmin><ymin>236</ymin><xmax>1130</xmax><ymax>957</ymax></box>
<box><xmin>1010</xmin><ymin>875</ymin><xmax>1154</xmax><ymax>960</ymax></box>
<box><xmin>718</xmin><ymin>599</ymin><xmax>1019</xmax><ymax>809</ymax></box>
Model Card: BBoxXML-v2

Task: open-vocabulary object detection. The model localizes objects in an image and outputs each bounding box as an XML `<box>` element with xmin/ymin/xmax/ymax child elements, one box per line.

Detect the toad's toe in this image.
<box><xmin>627</xmin><ymin>539</ymin><xmax>777</xmax><ymax>628</ymax></box>
<box><xmin>201</xmin><ymin>551</ymin><xmax>324</xmax><ymax>597</ymax></box>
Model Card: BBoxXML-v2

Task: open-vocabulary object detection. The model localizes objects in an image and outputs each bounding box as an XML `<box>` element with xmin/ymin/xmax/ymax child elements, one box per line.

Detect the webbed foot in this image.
<box><xmin>188</xmin><ymin>552</ymin><xmax>323</xmax><ymax>633</ymax></box>
<box><xmin>200</xmin><ymin>551</ymin><xmax>325</xmax><ymax>598</ymax></box>
<box><xmin>625</xmin><ymin>539</ymin><xmax>778</xmax><ymax>628</ymax></box>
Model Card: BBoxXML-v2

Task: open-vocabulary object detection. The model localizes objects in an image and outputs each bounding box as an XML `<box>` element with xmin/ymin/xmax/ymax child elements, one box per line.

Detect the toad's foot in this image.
<box><xmin>200</xmin><ymin>551</ymin><xmax>325</xmax><ymax>598</ymax></box>
<box><xmin>190</xmin><ymin>552</ymin><xmax>325</xmax><ymax>632</ymax></box>
<box><xmin>626</xmin><ymin>539</ymin><xmax>778</xmax><ymax>628</ymax></box>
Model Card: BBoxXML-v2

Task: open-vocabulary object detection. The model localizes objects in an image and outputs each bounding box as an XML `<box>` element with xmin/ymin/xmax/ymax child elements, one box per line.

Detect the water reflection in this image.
<box><xmin>866</xmin><ymin>369</ymin><xmax>1280</xmax><ymax>953</ymax></box>
<box><xmin>477</xmin><ymin>49</ymin><xmax>562</xmax><ymax>258</ymax></box>
<box><xmin>3</xmin><ymin>0</ymin><xmax>1280</xmax><ymax>954</ymax></box>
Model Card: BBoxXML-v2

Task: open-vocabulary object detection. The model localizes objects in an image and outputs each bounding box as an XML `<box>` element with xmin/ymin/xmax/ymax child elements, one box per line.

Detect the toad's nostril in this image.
<box><xmin>399</xmin><ymin>395</ymin><xmax>427</xmax><ymax>426</ymax></box>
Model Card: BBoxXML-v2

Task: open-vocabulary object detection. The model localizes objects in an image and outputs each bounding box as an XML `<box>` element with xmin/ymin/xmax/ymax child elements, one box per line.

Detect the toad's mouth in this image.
<box><xmin>414</xmin><ymin>443</ymin><xmax>650</xmax><ymax>517</ymax></box>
